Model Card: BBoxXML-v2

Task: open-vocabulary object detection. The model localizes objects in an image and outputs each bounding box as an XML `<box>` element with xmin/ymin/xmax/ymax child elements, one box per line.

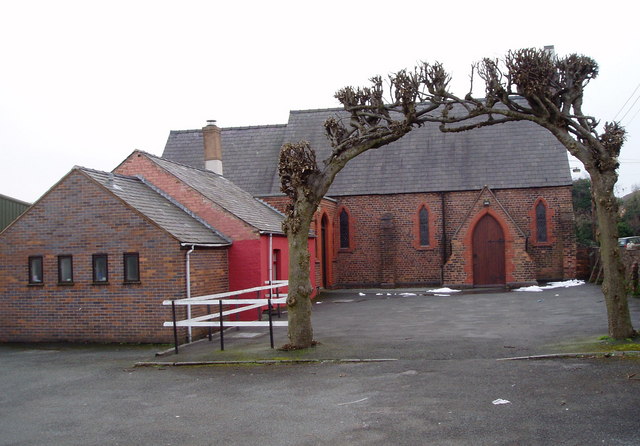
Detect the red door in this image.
<box><xmin>472</xmin><ymin>214</ymin><xmax>505</xmax><ymax>286</ymax></box>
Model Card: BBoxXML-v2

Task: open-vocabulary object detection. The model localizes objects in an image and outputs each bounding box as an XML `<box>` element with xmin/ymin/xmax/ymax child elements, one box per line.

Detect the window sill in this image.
<box><xmin>28</xmin><ymin>283</ymin><xmax>44</xmax><ymax>287</ymax></box>
<box><xmin>531</xmin><ymin>241</ymin><xmax>553</xmax><ymax>248</ymax></box>
<box><xmin>57</xmin><ymin>282</ymin><xmax>75</xmax><ymax>286</ymax></box>
<box><xmin>92</xmin><ymin>281</ymin><xmax>110</xmax><ymax>286</ymax></box>
<box><xmin>123</xmin><ymin>281</ymin><xmax>141</xmax><ymax>285</ymax></box>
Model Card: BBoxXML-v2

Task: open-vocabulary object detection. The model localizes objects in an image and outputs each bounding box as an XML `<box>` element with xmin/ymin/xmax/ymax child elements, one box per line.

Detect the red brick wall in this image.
<box><xmin>331</xmin><ymin>193</ymin><xmax>445</xmax><ymax>287</ymax></box>
<box><xmin>0</xmin><ymin>170</ymin><xmax>228</xmax><ymax>343</ymax></box>
<box><xmin>329</xmin><ymin>186</ymin><xmax>574</xmax><ymax>288</ymax></box>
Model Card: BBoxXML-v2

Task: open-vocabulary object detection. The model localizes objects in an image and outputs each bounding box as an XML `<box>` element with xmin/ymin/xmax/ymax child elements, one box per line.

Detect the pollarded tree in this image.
<box><xmin>278</xmin><ymin>70</ymin><xmax>445</xmax><ymax>348</ymax></box>
<box><xmin>429</xmin><ymin>48</ymin><xmax>635</xmax><ymax>339</ymax></box>
<box><xmin>279</xmin><ymin>48</ymin><xmax>635</xmax><ymax>348</ymax></box>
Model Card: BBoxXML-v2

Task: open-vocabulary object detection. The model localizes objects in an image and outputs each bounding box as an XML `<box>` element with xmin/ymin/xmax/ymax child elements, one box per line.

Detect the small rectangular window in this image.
<box><xmin>29</xmin><ymin>256</ymin><xmax>43</xmax><ymax>284</ymax></box>
<box><xmin>92</xmin><ymin>254</ymin><xmax>108</xmax><ymax>283</ymax></box>
<box><xmin>123</xmin><ymin>253</ymin><xmax>140</xmax><ymax>283</ymax></box>
<box><xmin>58</xmin><ymin>255</ymin><xmax>73</xmax><ymax>284</ymax></box>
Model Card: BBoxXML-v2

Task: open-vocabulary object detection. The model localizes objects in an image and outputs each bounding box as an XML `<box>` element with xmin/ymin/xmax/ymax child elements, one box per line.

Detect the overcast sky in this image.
<box><xmin>1</xmin><ymin>0</ymin><xmax>639</xmax><ymax>204</ymax></box>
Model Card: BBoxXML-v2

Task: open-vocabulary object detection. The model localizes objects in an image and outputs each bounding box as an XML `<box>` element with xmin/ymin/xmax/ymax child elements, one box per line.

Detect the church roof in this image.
<box><xmin>162</xmin><ymin>106</ymin><xmax>572</xmax><ymax>197</ymax></box>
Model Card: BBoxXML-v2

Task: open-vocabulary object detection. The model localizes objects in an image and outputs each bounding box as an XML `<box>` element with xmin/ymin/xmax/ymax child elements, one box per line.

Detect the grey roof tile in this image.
<box><xmin>141</xmin><ymin>153</ymin><xmax>285</xmax><ymax>234</ymax></box>
<box><xmin>81</xmin><ymin>168</ymin><xmax>230</xmax><ymax>245</ymax></box>
<box><xmin>162</xmin><ymin>105</ymin><xmax>572</xmax><ymax>197</ymax></box>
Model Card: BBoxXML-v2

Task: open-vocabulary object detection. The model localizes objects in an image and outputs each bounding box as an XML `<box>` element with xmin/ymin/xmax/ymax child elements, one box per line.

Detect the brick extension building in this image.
<box><xmin>0</xmin><ymin>168</ymin><xmax>231</xmax><ymax>343</ymax></box>
<box><xmin>164</xmin><ymin>109</ymin><xmax>576</xmax><ymax>289</ymax></box>
<box><xmin>0</xmin><ymin>152</ymin><xmax>300</xmax><ymax>343</ymax></box>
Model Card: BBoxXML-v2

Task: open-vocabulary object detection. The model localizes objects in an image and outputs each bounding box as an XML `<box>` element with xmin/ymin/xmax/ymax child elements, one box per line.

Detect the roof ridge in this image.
<box><xmin>76</xmin><ymin>166</ymin><xmax>140</xmax><ymax>182</ymax></box>
<box><xmin>169</xmin><ymin>123</ymin><xmax>288</xmax><ymax>134</ymax></box>
<box><xmin>135</xmin><ymin>175</ymin><xmax>232</xmax><ymax>244</ymax></box>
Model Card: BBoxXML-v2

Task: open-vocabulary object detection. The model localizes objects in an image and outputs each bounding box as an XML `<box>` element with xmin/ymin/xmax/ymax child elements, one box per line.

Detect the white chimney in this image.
<box><xmin>203</xmin><ymin>120</ymin><xmax>223</xmax><ymax>175</ymax></box>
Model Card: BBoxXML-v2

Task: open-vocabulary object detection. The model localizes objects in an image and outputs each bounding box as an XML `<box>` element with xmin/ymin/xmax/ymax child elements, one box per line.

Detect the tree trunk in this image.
<box><xmin>285</xmin><ymin>201</ymin><xmax>315</xmax><ymax>348</ymax></box>
<box><xmin>590</xmin><ymin>169</ymin><xmax>636</xmax><ymax>339</ymax></box>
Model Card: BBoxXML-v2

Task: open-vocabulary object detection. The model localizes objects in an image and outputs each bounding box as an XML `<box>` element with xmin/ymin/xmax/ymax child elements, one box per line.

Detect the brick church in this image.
<box><xmin>0</xmin><ymin>106</ymin><xmax>576</xmax><ymax>343</ymax></box>
<box><xmin>164</xmin><ymin>109</ymin><xmax>576</xmax><ymax>290</ymax></box>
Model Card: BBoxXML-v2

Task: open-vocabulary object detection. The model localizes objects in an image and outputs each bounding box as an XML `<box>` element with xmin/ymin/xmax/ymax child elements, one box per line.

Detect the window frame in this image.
<box><xmin>123</xmin><ymin>252</ymin><xmax>140</xmax><ymax>283</ymax></box>
<box><xmin>530</xmin><ymin>197</ymin><xmax>554</xmax><ymax>247</ymax></box>
<box><xmin>92</xmin><ymin>253</ymin><xmax>109</xmax><ymax>284</ymax></box>
<box><xmin>57</xmin><ymin>255</ymin><xmax>74</xmax><ymax>285</ymax></box>
<box><xmin>28</xmin><ymin>255</ymin><xmax>44</xmax><ymax>285</ymax></box>
<box><xmin>419</xmin><ymin>206</ymin><xmax>430</xmax><ymax>247</ymax></box>
<box><xmin>535</xmin><ymin>201</ymin><xmax>548</xmax><ymax>243</ymax></box>
<box><xmin>413</xmin><ymin>203</ymin><xmax>435</xmax><ymax>250</ymax></box>
<box><xmin>337</xmin><ymin>207</ymin><xmax>354</xmax><ymax>252</ymax></box>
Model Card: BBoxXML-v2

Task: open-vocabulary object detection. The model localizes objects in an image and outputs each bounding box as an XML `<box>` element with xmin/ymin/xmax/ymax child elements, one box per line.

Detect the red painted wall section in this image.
<box><xmin>264</xmin><ymin>196</ymin><xmax>332</xmax><ymax>290</ymax></box>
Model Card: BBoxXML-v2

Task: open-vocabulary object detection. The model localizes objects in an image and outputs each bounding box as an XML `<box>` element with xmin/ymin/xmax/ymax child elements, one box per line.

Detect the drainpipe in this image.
<box><xmin>441</xmin><ymin>192</ymin><xmax>447</xmax><ymax>285</ymax></box>
<box><xmin>268</xmin><ymin>233</ymin><xmax>273</xmax><ymax>284</ymax></box>
<box><xmin>185</xmin><ymin>245</ymin><xmax>195</xmax><ymax>343</ymax></box>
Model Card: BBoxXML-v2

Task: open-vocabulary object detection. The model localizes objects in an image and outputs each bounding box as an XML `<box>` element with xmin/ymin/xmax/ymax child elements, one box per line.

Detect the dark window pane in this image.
<box><xmin>536</xmin><ymin>201</ymin><xmax>547</xmax><ymax>242</ymax></box>
<box><xmin>92</xmin><ymin>254</ymin><xmax>108</xmax><ymax>283</ymax></box>
<box><xmin>124</xmin><ymin>253</ymin><xmax>140</xmax><ymax>283</ymax></box>
<box><xmin>339</xmin><ymin>209</ymin><xmax>350</xmax><ymax>249</ymax></box>
<box><xmin>29</xmin><ymin>256</ymin><xmax>43</xmax><ymax>284</ymax></box>
<box><xmin>419</xmin><ymin>207</ymin><xmax>429</xmax><ymax>246</ymax></box>
<box><xmin>58</xmin><ymin>255</ymin><xmax>73</xmax><ymax>283</ymax></box>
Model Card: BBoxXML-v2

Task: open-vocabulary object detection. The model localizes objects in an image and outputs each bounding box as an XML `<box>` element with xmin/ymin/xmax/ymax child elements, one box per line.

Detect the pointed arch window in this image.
<box><xmin>535</xmin><ymin>201</ymin><xmax>548</xmax><ymax>243</ymax></box>
<box><xmin>419</xmin><ymin>206</ymin><xmax>430</xmax><ymax>246</ymax></box>
<box><xmin>339</xmin><ymin>208</ymin><xmax>350</xmax><ymax>249</ymax></box>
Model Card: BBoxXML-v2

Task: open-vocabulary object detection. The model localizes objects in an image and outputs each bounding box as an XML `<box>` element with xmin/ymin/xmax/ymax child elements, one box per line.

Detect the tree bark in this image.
<box><xmin>285</xmin><ymin>197</ymin><xmax>316</xmax><ymax>348</ymax></box>
<box><xmin>590</xmin><ymin>169</ymin><xmax>636</xmax><ymax>338</ymax></box>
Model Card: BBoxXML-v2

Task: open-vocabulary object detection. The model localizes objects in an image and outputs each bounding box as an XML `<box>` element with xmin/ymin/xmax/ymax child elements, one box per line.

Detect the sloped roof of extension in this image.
<box><xmin>136</xmin><ymin>151</ymin><xmax>285</xmax><ymax>234</ymax></box>
<box><xmin>80</xmin><ymin>168</ymin><xmax>231</xmax><ymax>246</ymax></box>
<box><xmin>163</xmin><ymin>105</ymin><xmax>572</xmax><ymax>197</ymax></box>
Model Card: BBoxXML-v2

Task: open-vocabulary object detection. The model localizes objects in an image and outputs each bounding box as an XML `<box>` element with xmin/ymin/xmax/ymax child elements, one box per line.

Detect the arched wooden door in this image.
<box><xmin>472</xmin><ymin>214</ymin><xmax>505</xmax><ymax>286</ymax></box>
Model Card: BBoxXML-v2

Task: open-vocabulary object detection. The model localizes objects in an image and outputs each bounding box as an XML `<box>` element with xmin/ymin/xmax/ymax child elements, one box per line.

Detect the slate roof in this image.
<box><xmin>139</xmin><ymin>152</ymin><xmax>286</xmax><ymax>234</ymax></box>
<box><xmin>81</xmin><ymin>168</ymin><xmax>231</xmax><ymax>246</ymax></box>
<box><xmin>164</xmin><ymin>125</ymin><xmax>288</xmax><ymax>195</ymax></box>
<box><xmin>163</xmin><ymin>106</ymin><xmax>572</xmax><ymax>197</ymax></box>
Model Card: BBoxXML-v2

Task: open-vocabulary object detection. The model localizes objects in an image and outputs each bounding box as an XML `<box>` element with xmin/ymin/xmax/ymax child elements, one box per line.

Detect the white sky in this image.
<box><xmin>1</xmin><ymin>0</ymin><xmax>639</xmax><ymax>203</ymax></box>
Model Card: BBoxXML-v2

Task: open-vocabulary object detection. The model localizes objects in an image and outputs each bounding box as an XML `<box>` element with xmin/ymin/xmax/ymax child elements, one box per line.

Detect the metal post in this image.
<box><xmin>171</xmin><ymin>300</ymin><xmax>179</xmax><ymax>354</ymax></box>
<box><xmin>276</xmin><ymin>287</ymin><xmax>281</xmax><ymax>318</ymax></box>
<box><xmin>257</xmin><ymin>290</ymin><xmax>261</xmax><ymax>320</ymax></box>
<box><xmin>207</xmin><ymin>304</ymin><xmax>212</xmax><ymax>341</ymax></box>
<box><xmin>219</xmin><ymin>300</ymin><xmax>224</xmax><ymax>351</ymax></box>
<box><xmin>268</xmin><ymin>297</ymin><xmax>274</xmax><ymax>349</ymax></box>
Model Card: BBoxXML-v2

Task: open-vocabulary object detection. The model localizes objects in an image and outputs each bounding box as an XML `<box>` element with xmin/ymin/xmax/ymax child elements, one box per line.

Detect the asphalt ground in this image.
<box><xmin>1</xmin><ymin>283</ymin><xmax>639</xmax><ymax>445</ymax></box>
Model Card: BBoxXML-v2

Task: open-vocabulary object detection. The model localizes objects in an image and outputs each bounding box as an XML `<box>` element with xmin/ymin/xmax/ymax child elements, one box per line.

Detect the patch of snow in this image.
<box><xmin>514</xmin><ymin>279</ymin><xmax>585</xmax><ymax>292</ymax></box>
<box><xmin>399</xmin><ymin>292</ymin><xmax>416</xmax><ymax>296</ymax></box>
<box><xmin>434</xmin><ymin>294</ymin><xmax>450</xmax><ymax>297</ymax></box>
<box><xmin>358</xmin><ymin>292</ymin><xmax>366</xmax><ymax>296</ymax></box>
<box><xmin>546</xmin><ymin>279</ymin><xmax>585</xmax><ymax>288</ymax></box>
<box><xmin>376</xmin><ymin>293</ymin><xmax>383</xmax><ymax>295</ymax></box>
<box><xmin>514</xmin><ymin>285</ymin><xmax>544</xmax><ymax>292</ymax></box>
<box><xmin>426</xmin><ymin>287</ymin><xmax>461</xmax><ymax>293</ymax></box>
<box><xmin>492</xmin><ymin>398</ymin><xmax>511</xmax><ymax>405</ymax></box>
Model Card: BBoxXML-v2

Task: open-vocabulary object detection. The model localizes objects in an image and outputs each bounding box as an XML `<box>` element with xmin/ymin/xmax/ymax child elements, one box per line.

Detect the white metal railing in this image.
<box><xmin>163</xmin><ymin>281</ymin><xmax>288</xmax><ymax>353</ymax></box>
